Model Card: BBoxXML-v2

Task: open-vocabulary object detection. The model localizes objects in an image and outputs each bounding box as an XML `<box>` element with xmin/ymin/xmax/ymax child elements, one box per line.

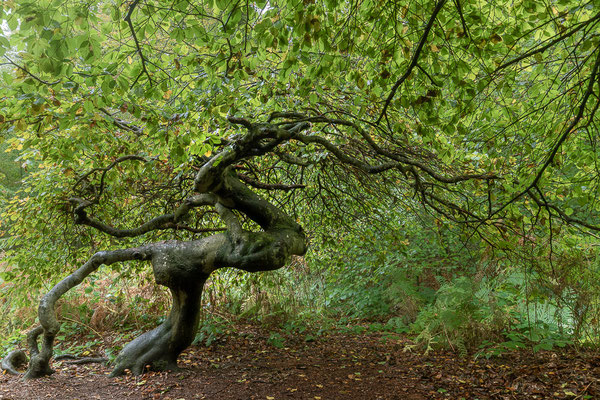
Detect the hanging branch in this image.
<box><xmin>376</xmin><ymin>0</ymin><xmax>447</xmax><ymax>124</ymax></box>
<box><xmin>473</xmin><ymin>46</ymin><xmax>600</xmax><ymax>230</ymax></box>
<box><xmin>124</xmin><ymin>0</ymin><xmax>154</xmax><ymax>87</ymax></box>
<box><xmin>528</xmin><ymin>189</ymin><xmax>600</xmax><ymax>232</ymax></box>
<box><xmin>530</xmin><ymin>45</ymin><xmax>600</xmax><ymax>188</ymax></box>
<box><xmin>237</xmin><ymin>173</ymin><xmax>306</xmax><ymax>191</ymax></box>
<box><xmin>73</xmin><ymin>155</ymin><xmax>148</xmax><ymax>204</ymax></box>
<box><xmin>495</xmin><ymin>11</ymin><xmax>600</xmax><ymax>73</ymax></box>
<box><xmin>453</xmin><ymin>0</ymin><xmax>470</xmax><ymax>39</ymax></box>
<box><xmin>269</xmin><ymin>112</ymin><xmax>497</xmax><ymax>184</ymax></box>
<box><xmin>3</xmin><ymin>56</ymin><xmax>61</xmax><ymax>86</ymax></box>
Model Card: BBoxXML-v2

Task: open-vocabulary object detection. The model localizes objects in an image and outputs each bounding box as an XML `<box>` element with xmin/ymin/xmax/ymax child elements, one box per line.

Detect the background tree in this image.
<box><xmin>0</xmin><ymin>0</ymin><xmax>599</xmax><ymax>378</ymax></box>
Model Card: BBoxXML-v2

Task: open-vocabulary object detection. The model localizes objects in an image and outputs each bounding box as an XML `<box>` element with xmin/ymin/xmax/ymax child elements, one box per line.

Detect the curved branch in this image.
<box><xmin>69</xmin><ymin>194</ymin><xmax>224</xmax><ymax>238</ymax></box>
<box><xmin>528</xmin><ymin>190</ymin><xmax>600</xmax><ymax>232</ymax></box>
<box><xmin>124</xmin><ymin>0</ymin><xmax>153</xmax><ymax>87</ymax></box>
<box><xmin>376</xmin><ymin>0</ymin><xmax>447</xmax><ymax>124</ymax></box>
<box><xmin>3</xmin><ymin>55</ymin><xmax>61</xmax><ymax>86</ymax></box>
<box><xmin>495</xmin><ymin>12</ymin><xmax>600</xmax><ymax>73</ymax></box>
<box><xmin>237</xmin><ymin>173</ymin><xmax>306</xmax><ymax>191</ymax></box>
<box><xmin>531</xmin><ymin>45</ymin><xmax>600</xmax><ymax>188</ymax></box>
<box><xmin>294</xmin><ymin>132</ymin><xmax>402</xmax><ymax>173</ymax></box>
<box><xmin>99</xmin><ymin>108</ymin><xmax>144</xmax><ymax>134</ymax></box>
<box><xmin>471</xmin><ymin>49</ymin><xmax>600</xmax><ymax>234</ymax></box>
<box><xmin>1</xmin><ymin>350</ymin><xmax>28</xmax><ymax>375</ymax></box>
<box><xmin>266</xmin><ymin>113</ymin><xmax>497</xmax><ymax>184</ymax></box>
<box><xmin>194</xmin><ymin>120</ymin><xmax>310</xmax><ymax>192</ymax></box>
<box><xmin>215</xmin><ymin>202</ymin><xmax>243</xmax><ymax>239</ymax></box>
<box><xmin>293</xmin><ymin>124</ymin><xmax>496</xmax><ymax>183</ymax></box>
<box><xmin>227</xmin><ymin>115</ymin><xmax>252</xmax><ymax>128</ymax></box>
<box><xmin>71</xmin><ymin>194</ymin><xmax>219</xmax><ymax>238</ymax></box>
<box><xmin>173</xmin><ymin>193</ymin><xmax>218</xmax><ymax>221</ymax></box>
<box><xmin>273</xmin><ymin>150</ymin><xmax>310</xmax><ymax>166</ymax></box>
<box><xmin>70</xmin><ymin>205</ymin><xmax>177</xmax><ymax>237</ymax></box>
<box><xmin>25</xmin><ymin>247</ymin><xmax>151</xmax><ymax>379</ymax></box>
<box><xmin>73</xmin><ymin>155</ymin><xmax>148</xmax><ymax>199</ymax></box>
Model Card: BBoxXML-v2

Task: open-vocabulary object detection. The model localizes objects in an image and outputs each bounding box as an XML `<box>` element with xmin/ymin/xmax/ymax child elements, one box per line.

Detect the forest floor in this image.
<box><xmin>1</xmin><ymin>326</ymin><xmax>598</xmax><ymax>400</ymax></box>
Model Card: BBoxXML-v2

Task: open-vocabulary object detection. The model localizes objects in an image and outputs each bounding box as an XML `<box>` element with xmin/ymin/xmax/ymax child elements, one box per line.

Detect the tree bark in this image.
<box><xmin>24</xmin><ymin>164</ymin><xmax>307</xmax><ymax>378</ymax></box>
<box><xmin>110</xmin><ymin>278</ymin><xmax>207</xmax><ymax>376</ymax></box>
<box><xmin>109</xmin><ymin>168</ymin><xmax>307</xmax><ymax>376</ymax></box>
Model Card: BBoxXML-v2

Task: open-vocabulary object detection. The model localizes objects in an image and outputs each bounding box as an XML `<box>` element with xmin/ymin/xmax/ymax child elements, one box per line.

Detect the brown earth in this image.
<box><xmin>1</xmin><ymin>328</ymin><xmax>598</xmax><ymax>400</ymax></box>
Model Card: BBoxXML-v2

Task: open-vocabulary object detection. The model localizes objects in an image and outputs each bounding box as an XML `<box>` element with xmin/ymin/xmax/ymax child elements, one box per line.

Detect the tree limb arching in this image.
<box><xmin>1</xmin><ymin>350</ymin><xmax>28</xmax><ymax>375</ymax></box>
<box><xmin>494</xmin><ymin>11</ymin><xmax>600</xmax><ymax>73</ymax></box>
<box><xmin>478</xmin><ymin>44</ymin><xmax>600</xmax><ymax>228</ymax></box>
<box><xmin>3</xmin><ymin>56</ymin><xmax>61</xmax><ymax>86</ymax></box>
<box><xmin>73</xmin><ymin>155</ymin><xmax>147</xmax><ymax>203</ymax></box>
<box><xmin>30</xmin><ymin>100</ymin><xmax>597</xmax><ymax>378</ymax></box>
<box><xmin>24</xmin><ymin>119</ymin><xmax>310</xmax><ymax>379</ymax></box>
<box><xmin>237</xmin><ymin>173</ymin><xmax>306</xmax><ymax>191</ymax></box>
<box><xmin>25</xmin><ymin>247</ymin><xmax>152</xmax><ymax>379</ymax></box>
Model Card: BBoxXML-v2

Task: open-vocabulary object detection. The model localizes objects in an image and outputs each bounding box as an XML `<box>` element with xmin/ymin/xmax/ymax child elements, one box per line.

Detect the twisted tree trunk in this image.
<box><xmin>25</xmin><ymin>161</ymin><xmax>306</xmax><ymax>378</ymax></box>
<box><xmin>109</xmin><ymin>168</ymin><xmax>306</xmax><ymax>376</ymax></box>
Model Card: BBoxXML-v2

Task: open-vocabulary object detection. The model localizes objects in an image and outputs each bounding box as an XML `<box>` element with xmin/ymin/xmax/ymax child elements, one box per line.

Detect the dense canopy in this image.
<box><xmin>0</xmin><ymin>0</ymin><xmax>598</xmax><ymax>233</ymax></box>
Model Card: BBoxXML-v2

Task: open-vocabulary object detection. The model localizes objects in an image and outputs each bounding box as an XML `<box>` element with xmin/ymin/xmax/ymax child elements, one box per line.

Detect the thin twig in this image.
<box><xmin>376</xmin><ymin>0</ymin><xmax>447</xmax><ymax>124</ymax></box>
<box><xmin>124</xmin><ymin>0</ymin><xmax>153</xmax><ymax>87</ymax></box>
<box><xmin>495</xmin><ymin>11</ymin><xmax>600</xmax><ymax>72</ymax></box>
<box><xmin>4</xmin><ymin>56</ymin><xmax>61</xmax><ymax>86</ymax></box>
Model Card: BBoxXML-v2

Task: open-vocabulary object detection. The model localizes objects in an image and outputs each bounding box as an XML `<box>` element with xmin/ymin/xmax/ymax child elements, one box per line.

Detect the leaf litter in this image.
<box><xmin>1</xmin><ymin>327</ymin><xmax>598</xmax><ymax>399</ymax></box>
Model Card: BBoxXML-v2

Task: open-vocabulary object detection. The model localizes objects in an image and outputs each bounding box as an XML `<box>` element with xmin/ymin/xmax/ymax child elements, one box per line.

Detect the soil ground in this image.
<box><xmin>1</xmin><ymin>328</ymin><xmax>598</xmax><ymax>400</ymax></box>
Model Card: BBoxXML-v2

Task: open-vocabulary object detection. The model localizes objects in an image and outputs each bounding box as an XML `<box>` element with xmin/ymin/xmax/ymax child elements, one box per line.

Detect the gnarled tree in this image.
<box><xmin>22</xmin><ymin>109</ymin><xmax>500</xmax><ymax>378</ymax></box>
<box><xmin>1</xmin><ymin>0</ymin><xmax>599</xmax><ymax>379</ymax></box>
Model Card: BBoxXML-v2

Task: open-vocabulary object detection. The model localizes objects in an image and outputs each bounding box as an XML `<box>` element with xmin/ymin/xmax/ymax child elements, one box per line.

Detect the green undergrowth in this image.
<box><xmin>2</xmin><ymin>217</ymin><xmax>600</xmax><ymax>360</ymax></box>
<box><xmin>187</xmin><ymin>214</ymin><xmax>600</xmax><ymax>357</ymax></box>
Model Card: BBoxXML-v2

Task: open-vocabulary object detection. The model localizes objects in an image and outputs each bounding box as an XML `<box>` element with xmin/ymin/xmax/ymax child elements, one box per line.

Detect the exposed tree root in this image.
<box><xmin>1</xmin><ymin>350</ymin><xmax>28</xmax><ymax>375</ymax></box>
<box><xmin>54</xmin><ymin>355</ymin><xmax>109</xmax><ymax>365</ymax></box>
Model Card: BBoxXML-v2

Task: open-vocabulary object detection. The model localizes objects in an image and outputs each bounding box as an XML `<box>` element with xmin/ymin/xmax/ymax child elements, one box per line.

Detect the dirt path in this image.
<box><xmin>1</xmin><ymin>329</ymin><xmax>598</xmax><ymax>399</ymax></box>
